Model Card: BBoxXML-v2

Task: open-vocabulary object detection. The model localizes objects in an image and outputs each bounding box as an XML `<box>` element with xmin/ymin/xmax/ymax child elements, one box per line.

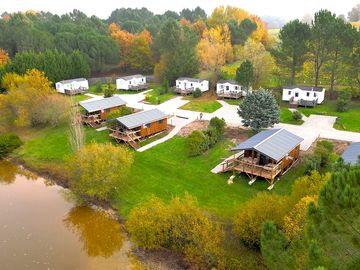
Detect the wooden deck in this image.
<box><xmin>81</xmin><ymin>114</ymin><xmax>102</xmax><ymax>128</ymax></box>
<box><xmin>173</xmin><ymin>87</ymin><xmax>194</xmax><ymax>95</ymax></box>
<box><xmin>65</xmin><ymin>88</ymin><xmax>88</xmax><ymax>96</ymax></box>
<box><xmin>109</xmin><ymin>129</ymin><xmax>141</xmax><ymax>149</ymax></box>
<box><xmin>217</xmin><ymin>91</ymin><xmax>243</xmax><ymax>99</ymax></box>
<box><xmin>128</xmin><ymin>84</ymin><xmax>149</xmax><ymax>91</ymax></box>
<box><xmin>221</xmin><ymin>155</ymin><xmax>283</xmax><ymax>184</ymax></box>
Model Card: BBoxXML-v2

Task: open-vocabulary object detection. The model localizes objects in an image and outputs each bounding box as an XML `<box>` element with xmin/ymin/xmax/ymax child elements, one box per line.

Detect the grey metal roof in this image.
<box><xmin>231</xmin><ymin>129</ymin><xmax>303</xmax><ymax>162</ymax></box>
<box><xmin>342</xmin><ymin>142</ymin><xmax>360</xmax><ymax>165</ymax></box>
<box><xmin>116</xmin><ymin>108</ymin><xmax>168</xmax><ymax>129</ymax></box>
<box><xmin>59</xmin><ymin>78</ymin><xmax>87</xmax><ymax>84</ymax></box>
<box><xmin>118</xmin><ymin>74</ymin><xmax>145</xmax><ymax>81</ymax></box>
<box><xmin>217</xmin><ymin>80</ymin><xmax>239</xmax><ymax>85</ymax></box>
<box><xmin>80</xmin><ymin>96</ymin><xmax>126</xmax><ymax>113</ymax></box>
<box><xmin>284</xmin><ymin>85</ymin><xmax>324</xmax><ymax>92</ymax></box>
<box><xmin>177</xmin><ymin>77</ymin><xmax>205</xmax><ymax>83</ymax></box>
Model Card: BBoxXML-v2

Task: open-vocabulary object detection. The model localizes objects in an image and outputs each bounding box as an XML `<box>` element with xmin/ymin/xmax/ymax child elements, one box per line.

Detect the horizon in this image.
<box><xmin>1</xmin><ymin>0</ymin><xmax>359</xmax><ymax>21</ymax></box>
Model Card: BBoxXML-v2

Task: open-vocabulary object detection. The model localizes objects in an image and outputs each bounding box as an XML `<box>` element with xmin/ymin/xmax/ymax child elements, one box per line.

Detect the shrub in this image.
<box><xmin>0</xmin><ymin>133</ymin><xmax>22</xmax><ymax>158</ymax></box>
<box><xmin>126</xmin><ymin>194</ymin><xmax>225</xmax><ymax>269</ymax></box>
<box><xmin>336</xmin><ymin>91</ymin><xmax>352</xmax><ymax>112</ymax></box>
<box><xmin>94</xmin><ymin>81</ymin><xmax>103</xmax><ymax>93</ymax></box>
<box><xmin>203</xmin><ymin>127</ymin><xmax>219</xmax><ymax>148</ymax></box>
<box><xmin>233</xmin><ymin>192</ymin><xmax>289</xmax><ymax>247</ymax></box>
<box><xmin>66</xmin><ymin>143</ymin><xmax>133</xmax><ymax>201</ymax></box>
<box><xmin>305</xmin><ymin>141</ymin><xmax>335</xmax><ymax>173</ymax></box>
<box><xmin>104</xmin><ymin>82</ymin><xmax>115</xmax><ymax>97</ymax></box>
<box><xmin>192</xmin><ymin>88</ymin><xmax>202</xmax><ymax>98</ymax></box>
<box><xmin>209</xmin><ymin>117</ymin><xmax>226</xmax><ymax>135</ymax></box>
<box><xmin>186</xmin><ymin>130</ymin><xmax>207</xmax><ymax>156</ymax></box>
<box><xmin>292</xmin><ymin>110</ymin><xmax>302</xmax><ymax>121</ymax></box>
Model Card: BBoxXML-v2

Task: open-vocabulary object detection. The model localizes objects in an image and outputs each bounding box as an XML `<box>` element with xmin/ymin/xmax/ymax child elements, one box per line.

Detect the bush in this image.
<box><xmin>0</xmin><ymin>133</ymin><xmax>22</xmax><ymax>158</ymax></box>
<box><xmin>209</xmin><ymin>117</ymin><xmax>226</xmax><ymax>135</ymax></box>
<box><xmin>336</xmin><ymin>91</ymin><xmax>352</xmax><ymax>112</ymax></box>
<box><xmin>292</xmin><ymin>110</ymin><xmax>302</xmax><ymax>121</ymax></box>
<box><xmin>66</xmin><ymin>143</ymin><xmax>133</xmax><ymax>201</ymax></box>
<box><xmin>192</xmin><ymin>88</ymin><xmax>202</xmax><ymax>98</ymax></box>
<box><xmin>305</xmin><ymin>141</ymin><xmax>335</xmax><ymax>173</ymax></box>
<box><xmin>186</xmin><ymin>130</ymin><xmax>207</xmax><ymax>156</ymax></box>
<box><xmin>94</xmin><ymin>81</ymin><xmax>103</xmax><ymax>93</ymax></box>
<box><xmin>126</xmin><ymin>194</ymin><xmax>225</xmax><ymax>269</ymax></box>
<box><xmin>104</xmin><ymin>82</ymin><xmax>115</xmax><ymax>97</ymax></box>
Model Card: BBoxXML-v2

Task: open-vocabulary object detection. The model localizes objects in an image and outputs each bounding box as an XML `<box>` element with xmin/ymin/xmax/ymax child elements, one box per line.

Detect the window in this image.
<box><xmin>314</xmin><ymin>93</ymin><xmax>317</xmax><ymax>97</ymax></box>
<box><xmin>129</xmin><ymin>81</ymin><xmax>131</xmax><ymax>85</ymax></box>
<box><xmin>226</xmin><ymin>86</ymin><xmax>229</xmax><ymax>90</ymax></box>
<box><xmin>306</xmin><ymin>92</ymin><xmax>310</xmax><ymax>97</ymax></box>
<box><xmin>145</xmin><ymin>123</ymin><xmax>151</xmax><ymax>128</ymax></box>
<box><xmin>295</xmin><ymin>93</ymin><xmax>299</xmax><ymax>97</ymax></box>
<box><xmin>158</xmin><ymin>119</ymin><xmax>163</xmax><ymax>124</ymax></box>
<box><xmin>288</xmin><ymin>91</ymin><xmax>291</xmax><ymax>95</ymax></box>
<box><xmin>191</xmin><ymin>83</ymin><xmax>193</xmax><ymax>87</ymax></box>
<box><xmin>235</xmin><ymin>86</ymin><xmax>238</xmax><ymax>90</ymax></box>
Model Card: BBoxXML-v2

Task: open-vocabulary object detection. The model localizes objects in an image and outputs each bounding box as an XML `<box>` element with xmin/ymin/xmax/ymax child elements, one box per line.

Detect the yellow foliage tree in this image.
<box><xmin>283</xmin><ymin>196</ymin><xmax>317</xmax><ymax>240</ymax></box>
<box><xmin>197</xmin><ymin>25</ymin><xmax>233</xmax><ymax>72</ymax></box>
<box><xmin>0</xmin><ymin>49</ymin><xmax>10</xmax><ymax>66</ymax></box>
<box><xmin>67</xmin><ymin>142</ymin><xmax>133</xmax><ymax>201</ymax></box>
<box><xmin>127</xmin><ymin>193</ymin><xmax>225</xmax><ymax>269</ymax></box>
<box><xmin>233</xmin><ymin>192</ymin><xmax>289</xmax><ymax>247</ymax></box>
<box><xmin>241</xmin><ymin>39</ymin><xmax>275</xmax><ymax>88</ymax></box>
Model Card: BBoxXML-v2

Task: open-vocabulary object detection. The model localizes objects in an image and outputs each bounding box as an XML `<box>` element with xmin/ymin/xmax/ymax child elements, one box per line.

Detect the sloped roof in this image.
<box><xmin>342</xmin><ymin>142</ymin><xmax>360</xmax><ymax>165</ymax></box>
<box><xmin>176</xmin><ymin>77</ymin><xmax>206</xmax><ymax>83</ymax></box>
<box><xmin>116</xmin><ymin>108</ymin><xmax>168</xmax><ymax>129</ymax></box>
<box><xmin>117</xmin><ymin>74</ymin><xmax>145</xmax><ymax>81</ymax></box>
<box><xmin>284</xmin><ymin>85</ymin><xmax>325</xmax><ymax>92</ymax></box>
<box><xmin>80</xmin><ymin>96</ymin><xmax>126</xmax><ymax>113</ymax></box>
<box><xmin>217</xmin><ymin>80</ymin><xmax>239</xmax><ymax>85</ymax></box>
<box><xmin>231</xmin><ymin>129</ymin><xmax>303</xmax><ymax>162</ymax></box>
<box><xmin>58</xmin><ymin>78</ymin><xmax>87</xmax><ymax>84</ymax></box>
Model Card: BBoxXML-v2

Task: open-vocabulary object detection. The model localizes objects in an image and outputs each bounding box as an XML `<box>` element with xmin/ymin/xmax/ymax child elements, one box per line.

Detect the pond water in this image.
<box><xmin>0</xmin><ymin>160</ymin><xmax>132</xmax><ymax>270</ymax></box>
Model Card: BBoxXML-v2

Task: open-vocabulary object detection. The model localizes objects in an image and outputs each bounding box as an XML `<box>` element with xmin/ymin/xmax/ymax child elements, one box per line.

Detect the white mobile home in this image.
<box><xmin>282</xmin><ymin>86</ymin><xmax>326</xmax><ymax>107</ymax></box>
<box><xmin>116</xmin><ymin>75</ymin><xmax>147</xmax><ymax>91</ymax></box>
<box><xmin>175</xmin><ymin>77</ymin><xmax>209</xmax><ymax>94</ymax></box>
<box><xmin>55</xmin><ymin>78</ymin><xmax>89</xmax><ymax>95</ymax></box>
<box><xmin>216</xmin><ymin>80</ymin><xmax>246</xmax><ymax>99</ymax></box>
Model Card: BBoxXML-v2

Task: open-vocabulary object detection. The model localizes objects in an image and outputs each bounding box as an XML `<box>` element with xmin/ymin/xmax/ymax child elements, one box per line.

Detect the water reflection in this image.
<box><xmin>63</xmin><ymin>206</ymin><xmax>124</xmax><ymax>258</ymax></box>
<box><xmin>0</xmin><ymin>160</ymin><xmax>19</xmax><ymax>184</ymax></box>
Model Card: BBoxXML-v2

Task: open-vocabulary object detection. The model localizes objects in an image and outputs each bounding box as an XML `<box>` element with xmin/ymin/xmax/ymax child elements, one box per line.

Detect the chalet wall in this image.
<box><xmin>140</xmin><ymin>119</ymin><xmax>168</xmax><ymax>137</ymax></box>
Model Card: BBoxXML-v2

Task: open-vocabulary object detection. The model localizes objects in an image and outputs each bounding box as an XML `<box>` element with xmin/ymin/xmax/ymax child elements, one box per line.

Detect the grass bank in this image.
<box><xmin>181</xmin><ymin>93</ymin><xmax>222</xmax><ymax>113</ymax></box>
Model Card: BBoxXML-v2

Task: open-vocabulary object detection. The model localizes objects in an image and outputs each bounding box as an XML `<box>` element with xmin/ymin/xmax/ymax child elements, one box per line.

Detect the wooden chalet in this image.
<box><xmin>109</xmin><ymin>108</ymin><xmax>168</xmax><ymax>149</ymax></box>
<box><xmin>79</xmin><ymin>96</ymin><xmax>127</xmax><ymax>128</ymax></box>
<box><xmin>221</xmin><ymin>129</ymin><xmax>303</xmax><ymax>185</ymax></box>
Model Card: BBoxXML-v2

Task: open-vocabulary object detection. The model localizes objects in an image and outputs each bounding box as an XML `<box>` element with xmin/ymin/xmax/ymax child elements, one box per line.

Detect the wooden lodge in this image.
<box><xmin>79</xmin><ymin>96</ymin><xmax>127</xmax><ymax>128</ymax></box>
<box><xmin>109</xmin><ymin>108</ymin><xmax>168</xmax><ymax>149</ymax></box>
<box><xmin>221</xmin><ymin>129</ymin><xmax>303</xmax><ymax>185</ymax></box>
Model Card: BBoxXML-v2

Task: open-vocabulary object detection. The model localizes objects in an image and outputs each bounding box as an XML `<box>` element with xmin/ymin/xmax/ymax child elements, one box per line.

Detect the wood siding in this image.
<box><xmin>140</xmin><ymin>118</ymin><xmax>168</xmax><ymax>137</ymax></box>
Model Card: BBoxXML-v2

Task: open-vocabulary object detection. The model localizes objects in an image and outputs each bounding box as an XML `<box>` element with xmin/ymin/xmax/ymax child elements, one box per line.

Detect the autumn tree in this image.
<box><xmin>241</xmin><ymin>39</ymin><xmax>275</xmax><ymax>88</ymax></box>
<box><xmin>127</xmin><ymin>35</ymin><xmax>154</xmax><ymax>74</ymax></box>
<box><xmin>274</xmin><ymin>20</ymin><xmax>311</xmax><ymax>84</ymax></box>
<box><xmin>197</xmin><ymin>25</ymin><xmax>233</xmax><ymax>72</ymax></box>
<box><xmin>0</xmin><ymin>49</ymin><xmax>9</xmax><ymax>66</ymax></box>
<box><xmin>238</xmin><ymin>90</ymin><xmax>280</xmax><ymax>132</ymax></box>
<box><xmin>67</xmin><ymin>143</ymin><xmax>133</xmax><ymax>201</ymax></box>
<box><xmin>126</xmin><ymin>194</ymin><xmax>225</xmax><ymax>269</ymax></box>
<box><xmin>236</xmin><ymin>60</ymin><xmax>254</xmax><ymax>91</ymax></box>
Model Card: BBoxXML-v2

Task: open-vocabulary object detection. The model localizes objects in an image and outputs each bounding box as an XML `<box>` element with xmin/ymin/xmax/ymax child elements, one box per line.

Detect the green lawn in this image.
<box><xmin>12</xmin><ymin>124</ymin><xmax>302</xmax><ymax>219</ymax></box>
<box><xmin>144</xmin><ymin>88</ymin><xmax>176</xmax><ymax>105</ymax></box>
<box><xmin>69</xmin><ymin>95</ymin><xmax>90</xmax><ymax>103</ymax></box>
<box><xmin>280</xmin><ymin>108</ymin><xmax>304</xmax><ymax>125</ymax></box>
<box><xmin>181</xmin><ymin>94</ymin><xmax>222</xmax><ymax>113</ymax></box>
<box><xmin>88</xmin><ymin>83</ymin><xmax>144</xmax><ymax>95</ymax></box>
<box><xmin>297</xmin><ymin>100</ymin><xmax>360</xmax><ymax>132</ymax></box>
<box><xmin>224</xmin><ymin>98</ymin><xmax>242</xmax><ymax>106</ymax></box>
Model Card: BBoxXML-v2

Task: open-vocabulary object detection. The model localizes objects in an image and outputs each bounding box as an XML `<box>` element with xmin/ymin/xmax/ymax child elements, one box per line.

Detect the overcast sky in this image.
<box><xmin>1</xmin><ymin>0</ymin><xmax>358</xmax><ymax>20</ymax></box>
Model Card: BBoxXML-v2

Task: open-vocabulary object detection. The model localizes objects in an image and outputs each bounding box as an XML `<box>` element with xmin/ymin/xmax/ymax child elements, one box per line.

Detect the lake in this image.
<box><xmin>0</xmin><ymin>160</ymin><xmax>133</xmax><ymax>270</ymax></box>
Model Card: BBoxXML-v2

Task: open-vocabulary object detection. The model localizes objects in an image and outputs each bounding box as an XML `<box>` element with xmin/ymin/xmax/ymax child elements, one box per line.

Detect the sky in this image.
<box><xmin>1</xmin><ymin>0</ymin><xmax>359</xmax><ymax>21</ymax></box>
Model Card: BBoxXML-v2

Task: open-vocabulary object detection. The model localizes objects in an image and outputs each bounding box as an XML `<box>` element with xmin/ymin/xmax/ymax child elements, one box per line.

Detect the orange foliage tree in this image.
<box><xmin>0</xmin><ymin>49</ymin><xmax>10</xmax><ymax>66</ymax></box>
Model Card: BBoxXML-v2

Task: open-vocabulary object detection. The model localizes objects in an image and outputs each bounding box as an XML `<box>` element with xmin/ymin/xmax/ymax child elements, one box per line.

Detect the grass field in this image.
<box><xmin>69</xmin><ymin>95</ymin><xmax>90</xmax><ymax>103</ymax></box>
<box><xmin>88</xmin><ymin>83</ymin><xmax>143</xmax><ymax>95</ymax></box>
<box><xmin>223</xmin><ymin>98</ymin><xmax>242</xmax><ymax>106</ymax></box>
<box><xmin>280</xmin><ymin>108</ymin><xmax>304</xmax><ymax>125</ymax></box>
<box><xmin>181</xmin><ymin>93</ymin><xmax>222</xmax><ymax>113</ymax></box>
<box><xmin>297</xmin><ymin>100</ymin><xmax>360</xmax><ymax>132</ymax></box>
<box><xmin>144</xmin><ymin>87</ymin><xmax>176</xmax><ymax>105</ymax></box>
<box><xmin>12</xmin><ymin>124</ymin><xmax>306</xmax><ymax>219</ymax></box>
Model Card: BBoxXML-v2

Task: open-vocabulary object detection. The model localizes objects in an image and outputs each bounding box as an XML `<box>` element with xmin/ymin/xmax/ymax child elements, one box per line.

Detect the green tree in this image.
<box><xmin>66</xmin><ymin>143</ymin><xmax>133</xmax><ymax>201</ymax></box>
<box><xmin>238</xmin><ymin>90</ymin><xmax>280</xmax><ymax>132</ymax></box>
<box><xmin>236</xmin><ymin>60</ymin><xmax>254</xmax><ymax>92</ymax></box>
<box><xmin>261</xmin><ymin>221</ymin><xmax>295</xmax><ymax>270</ymax></box>
<box><xmin>104</xmin><ymin>82</ymin><xmax>115</xmax><ymax>97</ymax></box>
<box><xmin>274</xmin><ymin>19</ymin><xmax>311</xmax><ymax>84</ymax></box>
<box><xmin>228</xmin><ymin>18</ymin><xmax>257</xmax><ymax>45</ymax></box>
